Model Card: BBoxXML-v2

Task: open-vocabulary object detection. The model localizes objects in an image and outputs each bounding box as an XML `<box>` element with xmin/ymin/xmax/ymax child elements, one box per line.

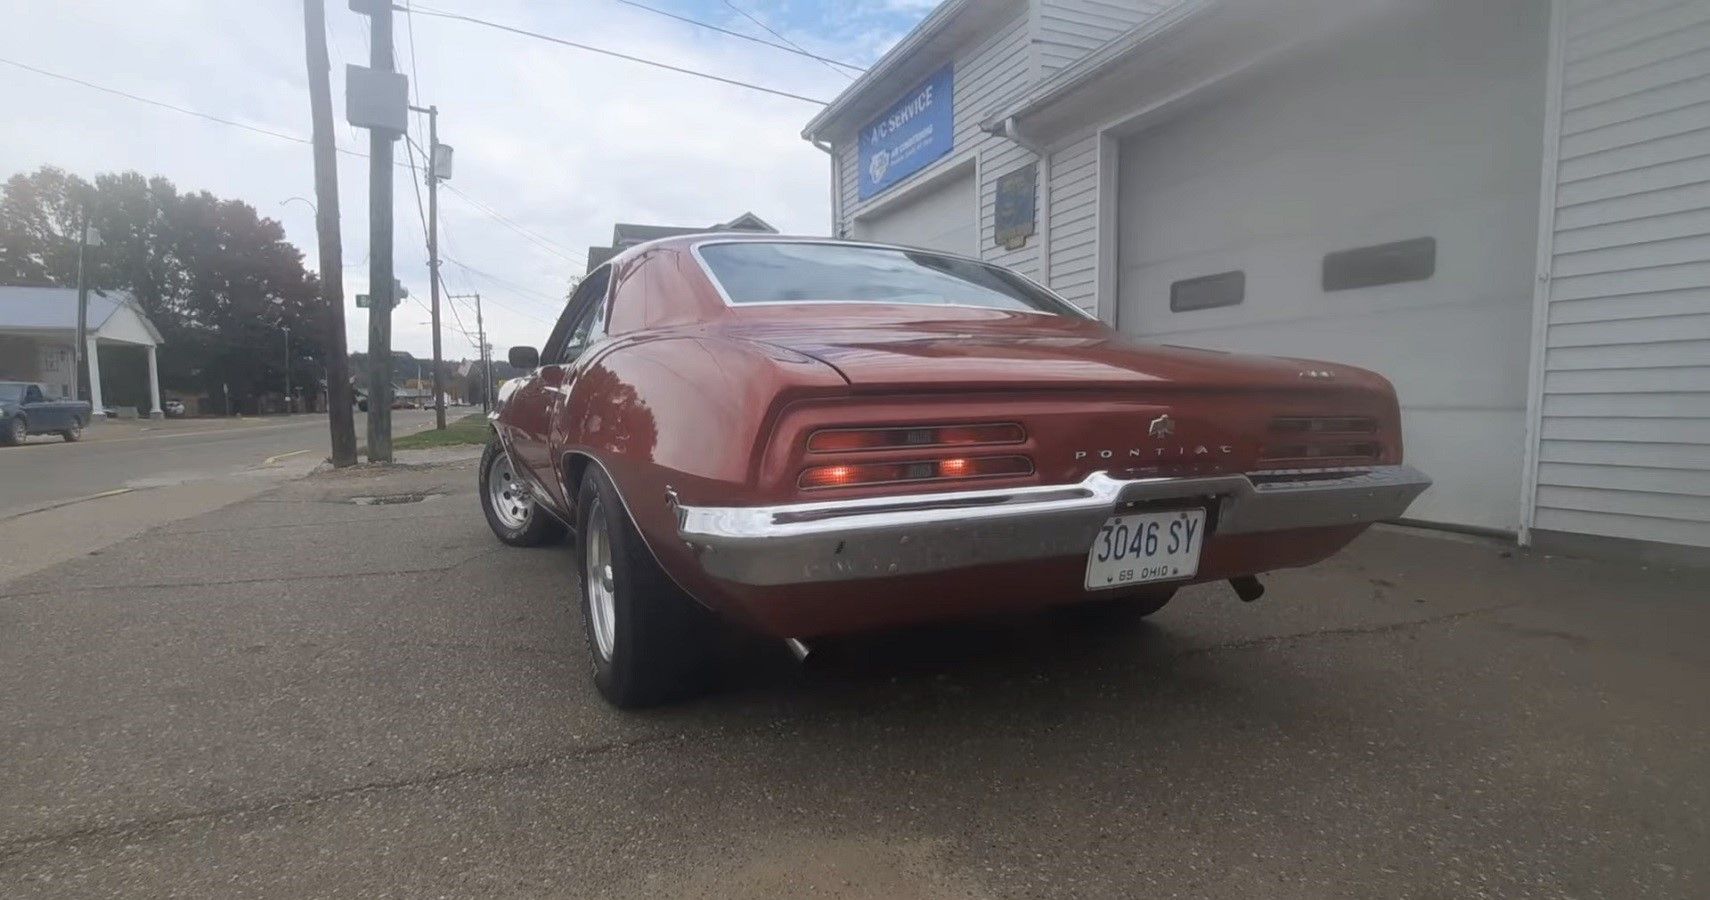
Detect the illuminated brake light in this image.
<box><xmin>808</xmin><ymin>423</ymin><xmax>1025</xmax><ymax>453</ymax></box>
<box><xmin>798</xmin><ymin>455</ymin><xmax>1032</xmax><ymax>490</ymax></box>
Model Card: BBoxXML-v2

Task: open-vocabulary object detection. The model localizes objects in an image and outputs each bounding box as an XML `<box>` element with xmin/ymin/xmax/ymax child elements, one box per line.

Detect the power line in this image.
<box><xmin>405</xmin><ymin>5</ymin><xmax>830</xmax><ymax>105</ymax></box>
<box><xmin>609</xmin><ymin>0</ymin><xmax>863</xmax><ymax>72</ymax></box>
<box><xmin>443</xmin><ymin>256</ymin><xmax>563</xmax><ymax>317</ymax></box>
<box><xmin>2</xmin><ymin>53</ymin><xmax>580</xmax><ymax>298</ymax></box>
<box><xmin>0</xmin><ymin>55</ymin><xmax>412</xmax><ymax>170</ymax></box>
<box><xmin>441</xmin><ymin>180</ymin><xmax>583</xmax><ymax>266</ymax></box>
<box><xmin>722</xmin><ymin>0</ymin><xmax>854</xmax><ymax>81</ymax></box>
<box><xmin>0</xmin><ymin>56</ymin><xmax>326</xmax><ymax>150</ymax></box>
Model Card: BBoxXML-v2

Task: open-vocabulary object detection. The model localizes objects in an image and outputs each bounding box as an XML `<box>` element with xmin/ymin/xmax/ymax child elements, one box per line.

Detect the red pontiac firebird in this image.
<box><xmin>483</xmin><ymin>235</ymin><xmax>1430</xmax><ymax>707</ymax></box>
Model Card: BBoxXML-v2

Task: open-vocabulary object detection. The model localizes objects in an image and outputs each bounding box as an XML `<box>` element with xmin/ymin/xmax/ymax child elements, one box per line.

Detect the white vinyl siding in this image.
<box><xmin>1527</xmin><ymin>0</ymin><xmax>1710</xmax><ymax>549</ymax></box>
<box><xmin>1047</xmin><ymin>134</ymin><xmax>1101</xmax><ymax>313</ymax></box>
<box><xmin>1037</xmin><ymin>0</ymin><xmax>1179</xmax><ymax>74</ymax></box>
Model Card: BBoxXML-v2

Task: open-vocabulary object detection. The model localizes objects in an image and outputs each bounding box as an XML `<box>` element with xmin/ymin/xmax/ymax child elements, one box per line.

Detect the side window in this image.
<box><xmin>24</xmin><ymin>385</ymin><xmax>44</xmax><ymax>404</ymax></box>
<box><xmin>547</xmin><ymin>267</ymin><xmax>612</xmax><ymax>364</ymax></box>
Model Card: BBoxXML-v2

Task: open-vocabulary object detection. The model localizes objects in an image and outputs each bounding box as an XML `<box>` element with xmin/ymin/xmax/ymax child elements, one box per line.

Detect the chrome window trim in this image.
<box><xmin>687</xmin><ymin>237</ymin><xmax>1097</xmax><ymax>321</ymax></box>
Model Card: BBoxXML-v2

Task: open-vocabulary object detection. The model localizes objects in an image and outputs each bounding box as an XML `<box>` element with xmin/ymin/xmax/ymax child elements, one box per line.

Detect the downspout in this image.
<box><xmin>811</xmin><ymin>138</ymin><xmax>843</xmax><ymax>238</ymax></box>
<box><xmin>994</xmin><ymin>116</ymin><xmax>1050</xmax><ymax>287</ymax></box>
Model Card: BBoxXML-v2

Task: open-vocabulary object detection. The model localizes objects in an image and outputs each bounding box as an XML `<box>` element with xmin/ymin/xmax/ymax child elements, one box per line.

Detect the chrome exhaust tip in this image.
<box><xmin>784</xmin><ymin>638</ymin><xmax>811</xmax><ymax>662</ymax></box>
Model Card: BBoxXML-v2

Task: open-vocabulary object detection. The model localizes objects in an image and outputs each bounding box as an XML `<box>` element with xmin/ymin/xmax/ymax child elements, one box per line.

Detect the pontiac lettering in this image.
<box><xmin>1075</xmin><ymin>445</ymin><xmax>1235</xmax><ymax>460</ymax></box>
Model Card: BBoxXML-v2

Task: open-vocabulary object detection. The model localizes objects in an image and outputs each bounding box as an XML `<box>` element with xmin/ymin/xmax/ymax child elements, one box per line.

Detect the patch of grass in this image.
<box><xmin>392</xmin><ymin>413</ymin><xmax>491</xmax><ymax>450</ymax></box>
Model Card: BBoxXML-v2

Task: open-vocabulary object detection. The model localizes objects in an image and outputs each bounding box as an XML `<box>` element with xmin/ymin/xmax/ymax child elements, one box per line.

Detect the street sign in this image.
<box><xmin>355</xmin><ymin>281</ymin><xmax>408</xmax><ymax>309</ymax></box>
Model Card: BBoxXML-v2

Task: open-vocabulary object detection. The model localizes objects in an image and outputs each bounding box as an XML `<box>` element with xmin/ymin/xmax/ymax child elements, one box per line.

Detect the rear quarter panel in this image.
<box><xmin>558</xmin><ymin>332</ymin><xmax>846</xmax><ymax>613</ymax></box>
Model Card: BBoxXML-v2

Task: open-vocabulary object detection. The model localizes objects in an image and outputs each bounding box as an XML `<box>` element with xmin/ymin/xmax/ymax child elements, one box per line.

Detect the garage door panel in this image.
<box><xmin>851</xmin><ymin>171</ymin><xmax>976</xmax><ymax>256</ymax></box>
<box><xmin>1121</xmin><ymin>191</ymin><xmax>1541</xmax><ymax>337</ymax></box>
<box><xmin>1133</xmin><ymin>301</ymin><xmax>1533</xmax><ymax>412</ymax></box>
<box><xmin>1113</xmin><ymin>0</ymin><xmax>1549</xmax><ymax>530</ymax></box>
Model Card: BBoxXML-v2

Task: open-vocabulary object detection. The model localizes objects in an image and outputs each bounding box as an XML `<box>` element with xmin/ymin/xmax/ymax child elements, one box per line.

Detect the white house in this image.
<box><xmin>803</xmin><ymin>0</ymin><xmax>1710</xmax><ymax>563</ymax></box>
<box><xmin>0</xmin><ymin>286</ymin><xmax>166</xmax><ymax>417</ymax></box>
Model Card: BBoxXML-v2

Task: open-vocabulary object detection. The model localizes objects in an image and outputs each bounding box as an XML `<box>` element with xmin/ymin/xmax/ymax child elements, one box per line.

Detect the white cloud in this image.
<box><xmin>0</xmin><ymin>0</ymin><xmax>912</xmax><ymax>361</ymax></box>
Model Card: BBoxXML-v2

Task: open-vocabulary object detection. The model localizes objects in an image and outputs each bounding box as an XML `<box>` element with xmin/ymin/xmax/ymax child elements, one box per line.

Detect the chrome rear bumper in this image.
<box><xmin>676</xmin><ymin>465</ymin><xmax>1431</xmax><ymax>586</ymax></box>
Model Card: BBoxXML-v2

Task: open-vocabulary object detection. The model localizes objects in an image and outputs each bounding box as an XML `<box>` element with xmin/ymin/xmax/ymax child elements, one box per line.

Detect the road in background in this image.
<box><xmin>0</xmin><ymin>411</ymin><xmax>438</xmax><ymax>518</ymax></box>
<box><xmin>0</xmin><ymin>410</ymin><xmax>441</xmax><ymax>583</ymax></box>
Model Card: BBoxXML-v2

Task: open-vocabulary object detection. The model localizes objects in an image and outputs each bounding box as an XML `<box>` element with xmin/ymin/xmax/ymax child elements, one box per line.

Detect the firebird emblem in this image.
<box><xmin>1148</xmin><ymin>414</ymin><xmax>1175</xmax><ymax>439</ymax></box>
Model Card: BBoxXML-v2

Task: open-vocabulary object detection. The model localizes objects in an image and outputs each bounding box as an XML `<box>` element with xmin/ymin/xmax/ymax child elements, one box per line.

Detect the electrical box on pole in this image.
<box><xmin>345</xmin><ymin>67</ymin><xmax>409</xmax><ymax>135</ymax></box>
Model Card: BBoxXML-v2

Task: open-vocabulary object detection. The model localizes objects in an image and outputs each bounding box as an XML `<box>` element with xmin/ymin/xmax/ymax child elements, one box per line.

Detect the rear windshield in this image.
<box><xmin>696</xmin><ymin>242</ymin><xmax>1082</xmax><ymax>316</ymax></box>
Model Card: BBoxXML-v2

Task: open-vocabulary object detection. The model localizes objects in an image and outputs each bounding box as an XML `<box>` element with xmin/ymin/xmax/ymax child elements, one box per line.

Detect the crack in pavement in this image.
<box><xmin>0</xmin><ymin>601</ymin><xmax>1531</xmax><ymax>862</ymax></box>
<box><xmin>0</xmin><ymin>730</ymin><xmax>691</xmax><ymax>861</ymax></box>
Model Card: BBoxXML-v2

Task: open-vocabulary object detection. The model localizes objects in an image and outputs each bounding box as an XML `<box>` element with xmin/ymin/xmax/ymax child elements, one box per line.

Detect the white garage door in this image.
<box><xmin>852</xmin><ymin>169</ymin><xmax>976</xmax><ymax>256</ymax></box>
<box><xmin>1115</xmin><ymin>0</ymin><xmax>1548</xmax><ymax>531</ymax></box>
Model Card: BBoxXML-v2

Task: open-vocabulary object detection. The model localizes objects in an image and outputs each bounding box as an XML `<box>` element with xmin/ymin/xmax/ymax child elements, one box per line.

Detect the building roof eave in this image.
<box><xmin>802</xmin><ymin>0</ymin><xmax>1014</xmax><ymax>143</ymax></box>
<box><xmin>977</xmin><ymin>0</ymin><xmax>1218</xmax><ymax>135</ymax></box>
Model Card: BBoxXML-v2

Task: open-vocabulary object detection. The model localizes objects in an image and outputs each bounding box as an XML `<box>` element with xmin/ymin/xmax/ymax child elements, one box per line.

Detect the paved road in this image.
<box><xmin>0</xmin><ymin>459</ymin><xmax>1702</xmax><ymax>898</ymax></box>
<box><xmin>0</xmin><ymin>410</ymin><xmax>438</xmax><ymax>518</ymax></box>
<box><xmin>0</xmin><ymin>410</ymin><xmax>442</xmax><ymax>584</ymax></box>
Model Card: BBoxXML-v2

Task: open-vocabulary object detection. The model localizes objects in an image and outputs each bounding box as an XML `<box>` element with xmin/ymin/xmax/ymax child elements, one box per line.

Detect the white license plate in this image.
<box><xmin>1084</xmin><ymin>508</ymin><xmax>1206</xmax><ymax>590</ymax></box>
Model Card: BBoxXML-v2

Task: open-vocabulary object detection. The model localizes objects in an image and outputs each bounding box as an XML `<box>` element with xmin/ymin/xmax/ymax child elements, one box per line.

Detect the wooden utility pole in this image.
<box><xmin>363</xmin><ymin>0</ymin><xmax>396</xmax><ymax>461</ymax></box>
<box><xmin>449</xmin><ymin>291</ymin><xmax>490</xmax><ymax>412</ymax></box>
<box><xmin>476</xmin><ymin>292</ymin><xmax>491</xmax><ymax>413</ymax></box>
<box><xmin>302</xmin><ymin>0</ymin><xmax>357</xmax><ymax>466</ymax></box>
<box><xmin>410</xmin><ymin>103</ymin><xmax>447</xmax><ymax>430</ymax></box>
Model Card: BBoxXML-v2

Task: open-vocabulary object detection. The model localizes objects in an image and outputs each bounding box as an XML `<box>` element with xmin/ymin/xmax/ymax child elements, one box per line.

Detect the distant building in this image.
<box><xmin>585</xmin><ymin>212</ymin><xmax>777</xmax><ymax>273</ymax></box>
<box><xmin>0</xmin><ymin>285</ymin><xmax>165</xmax><ymax>417</ymax></box>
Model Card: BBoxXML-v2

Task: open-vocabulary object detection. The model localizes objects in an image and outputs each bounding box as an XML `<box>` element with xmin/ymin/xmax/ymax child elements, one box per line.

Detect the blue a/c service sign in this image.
<box><xmin>858</xmin><ymin>65</ymin><xmax>954</xmax><ymax>200</ymax></box>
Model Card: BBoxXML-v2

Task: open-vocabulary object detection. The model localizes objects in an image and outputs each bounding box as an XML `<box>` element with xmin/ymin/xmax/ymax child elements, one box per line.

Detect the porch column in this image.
<box><xmin>85</xmin><ymin>336</ymin><xmax>107</xmax><ymax>417</ymax></box>
<box><xmin>146</xmin><ymin>345</ymin><xmax>164</xmax><ymax>418</ymax></box>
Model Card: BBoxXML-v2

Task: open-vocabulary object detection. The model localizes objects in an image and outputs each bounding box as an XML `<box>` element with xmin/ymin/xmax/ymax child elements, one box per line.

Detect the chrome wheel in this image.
<box><xmin>485</xmin><ymin>449</ymin><xmax>532</xmax><ymax>530</ymax></box>
<box><xmin>584</xmin><ymin>498</ymin><xmax>617</xmax><ymax>663</ymax></box>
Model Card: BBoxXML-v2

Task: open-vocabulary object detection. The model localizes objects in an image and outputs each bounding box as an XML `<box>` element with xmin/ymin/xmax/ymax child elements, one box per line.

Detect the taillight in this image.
<box><xmin>1262</xmin><ymin>415</ymin><xmax>1382</xmax><ymax>464</ymax></box>
<box><xmin>807</xmin><ymin>423</ymin><xmax>1025</xmax><ymax>453</ymax></box>
<box><xmin>798</xmin><ymin>455</ymin><xmax>1033</xmax><ymax>490</ymax></box>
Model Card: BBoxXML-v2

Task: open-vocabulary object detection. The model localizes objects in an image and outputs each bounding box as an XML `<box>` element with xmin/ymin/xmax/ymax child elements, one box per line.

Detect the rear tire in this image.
<box><xmin>478</xmin><ymin>437</ymin><xmax>565</xmax><ymax>547</ymax></box>
<box><xmin>576</xmin><ymin>465</ymin><xmax>713</xmax><ymax>708</ymax></box>
<box><xmin>61</xmin><ymin>418</ymin><xmax>83</xmax><ymax>442</ymax></box>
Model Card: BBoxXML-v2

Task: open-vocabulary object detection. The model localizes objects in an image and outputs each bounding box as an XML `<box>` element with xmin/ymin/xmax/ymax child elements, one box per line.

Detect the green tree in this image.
<box><xmin>0</xmin><ymin>166</ymin><xmax>325</xmax><ymax>412</ymax></box>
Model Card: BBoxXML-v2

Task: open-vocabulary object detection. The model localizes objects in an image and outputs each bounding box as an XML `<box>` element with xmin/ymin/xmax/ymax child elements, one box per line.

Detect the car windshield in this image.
<box><xmin>0</xmin><ymin>384</ymin><xmax>24</xmax><ymax>403</ymax></box>
<box><xmin>696</xmin><ymin>241</ymin><xmax>1083</xmax><ymax>316</ymax></box>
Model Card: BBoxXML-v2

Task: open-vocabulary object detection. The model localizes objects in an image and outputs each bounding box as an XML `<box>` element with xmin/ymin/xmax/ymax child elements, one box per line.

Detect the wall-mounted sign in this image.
<box><xmin>994</xmin><ymin>163</ymin><xmax>1037</xmax><ymax>250</ymax></box>
<box><xmin>858</xmin><ymin>64</ymin><xmax>954</xmax><ymax>200</ymax></box>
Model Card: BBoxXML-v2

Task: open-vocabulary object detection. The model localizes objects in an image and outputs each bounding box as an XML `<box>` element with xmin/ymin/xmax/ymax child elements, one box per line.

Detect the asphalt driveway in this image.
<box><xmin>0</xmin><ymin>458</ymin><xmax>1704</xmax><ymax>898</ymax></box>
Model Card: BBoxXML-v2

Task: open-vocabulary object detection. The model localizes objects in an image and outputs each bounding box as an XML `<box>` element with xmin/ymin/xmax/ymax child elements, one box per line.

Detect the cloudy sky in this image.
<box><xmin>1</xmin><ymin>0</ymin><xmax>935</xmax><ymax>360</ymax></box>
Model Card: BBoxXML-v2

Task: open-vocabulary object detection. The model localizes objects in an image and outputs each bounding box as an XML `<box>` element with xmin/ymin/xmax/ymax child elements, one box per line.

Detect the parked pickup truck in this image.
<box><xmin>0</xmin><ymin>381</ymin><xmax>92</xmax><ymax>445</ymax></box>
